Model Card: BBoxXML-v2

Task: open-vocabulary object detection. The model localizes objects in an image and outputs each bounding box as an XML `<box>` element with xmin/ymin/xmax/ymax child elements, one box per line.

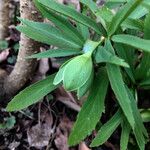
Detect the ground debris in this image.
<box><xmin>27</xmin><ymin>112</ymin><xmax>53</xmax><ymax>149</ymax></box>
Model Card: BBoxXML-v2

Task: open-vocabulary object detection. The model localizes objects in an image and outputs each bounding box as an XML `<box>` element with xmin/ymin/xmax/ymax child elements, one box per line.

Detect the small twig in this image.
<box><xmin>19</xmin><ymin>110</ymin><xmax>34</xmax><ymax>119</ymax></box>
<box><xmin>57</xmin><ymin>96</ymin><xmax>81</xmax><ymax>112</ymax></box>
<box><xmin>38</xmin><ymin>102</ymin><xmax>42</xmax><ymax>126</ymax></box>
<box><xmin>66</xmin><ymin>91</ymin><xmax>77</xmax><ymax>104</ymax></box>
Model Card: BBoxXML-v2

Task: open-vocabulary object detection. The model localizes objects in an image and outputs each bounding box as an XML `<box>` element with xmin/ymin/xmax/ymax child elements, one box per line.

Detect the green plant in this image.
<box><xmin>0</xmin><ymin>116</ymin><xmax>16</xmax><ymax>129</ymax></box>
<box><xmin>6</xmin><ymin>0</ymin><xmax>150</xmax><ymax>149</ymax></box>
<box><xmin>0</xmin><ymin>40</ymin><xmax>8</xmax><ymax>50</ymax></box>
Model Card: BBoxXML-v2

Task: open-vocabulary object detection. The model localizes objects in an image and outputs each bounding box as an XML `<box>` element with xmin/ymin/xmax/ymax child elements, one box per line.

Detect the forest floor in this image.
<box><xmin>0</xmin><ymin>0</ymin><xmax>150</xmax><ymax>150</ymax></box>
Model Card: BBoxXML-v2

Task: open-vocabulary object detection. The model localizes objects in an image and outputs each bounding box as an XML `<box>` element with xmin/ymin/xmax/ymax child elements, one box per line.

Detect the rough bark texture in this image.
<box><xmin>2</xmin><ymin>0</ymin><xmax>42</xmax><ymax>99</ymax></box>
<box><xmin>0</xmin><ymin>0</ymin><xmax>9</xmax><ymax>40</ymax></box>
<box><xmin>0</xmin><ymin>69</ymin><xmax>8</xmax><ymax>99</ymax></box>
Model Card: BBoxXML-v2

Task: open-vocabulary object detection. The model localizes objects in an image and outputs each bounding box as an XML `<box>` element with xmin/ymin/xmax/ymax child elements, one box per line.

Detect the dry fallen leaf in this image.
<box><xmin>54</xmin><ymin>116</ymin><xmax>73</xmax><ymax>150</ymax></box>
<box><xmin>8</xmin><ymin>141</ymin><xmax>20</xmax><ymax>150</ymax></box>
<box><xmin>27</xmin><ymin>112</ymin><xmax>53</xmax><ymax>148</ymax></box>
<box><xmin>55</xmin><ymin>133</ymin><xmax>69</xmax><ymax>150</ymax></box>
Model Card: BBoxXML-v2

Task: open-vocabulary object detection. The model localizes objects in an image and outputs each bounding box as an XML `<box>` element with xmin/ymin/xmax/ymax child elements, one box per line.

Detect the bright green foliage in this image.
<box><xmin>68</xmin><ymin>68</ymin><xmax>108</xmax><ymax>146</ymax></box>
<box><xmin>105</xmin><ymin>40</ymin><xmax>135</xmax><ymax>130</ymax></box>
<box><xmin>135</xmin><ymin>12</ymin><xmax>150</xmax><ymax>80</ymax></box>
<box><xmin>77</xmin><ymin>70</ymin><xmax>94</xmax><ymax>99</ymax></box>
<box><xmin>82</xmin><ymin>39</ymin><xmax>100</xmax><ymax>53</ymax></box>
<box><xmin>114</xmin><ymin>43</ymin><xmax>136</xmax><ymax>83</ymax></box>
<box><xmin>130</xmin><ymin>0</ymin><xmax>150</xmax><ymax>19</ymax></box>
<box><xmin>53</xmin><ymin>66</ymin><xmax>66</xmax><ymax>85</ymax></box>
<box><xmin>108</xmin><ymin>0</ymin><xmax>143</xmax><ymax>36</ymax></box>
<box><xmin>6</xmin><ymin>0</ymin><xmax>150</xmax><ymax>149</ymax></box>
<box><xmin>80</xmin><ymin>0</ymin><xmax>98</xmax><ymax>13</ymax></box>
<box><xmin>141</xmin><ymin>109</ymin><xmax>150</xmax><ymax>122</ymax></box>
<box><xmin>6</xmin><ymin>74</ymin><xmax>58</xmax><ymax>111</ymax></box>
<box><xmin>34</xmin><ymin>0</ymin><xmax>85</xmax><ymax>45</ymax></box>
<box><xmin>120</xmin><ymin>120</ymin><xmax>131</xmax><ymax>150</ymax></box>
<box><xmin>121</xmin><ymin>18</ymin><xmax>144</xmax><ymax>31</ymax></box>
<box><xmin>63</xmin><ymin>52</ymin><xmax>93</xmax><ymax>91</ymax></box>
<box><xmin>95</xmin><ymin>46</ymin><xmax>129</xmax><ymax>67</ymax></box>
<box><xmin>112</xmin><ymin>34</ymin><xmax>150</xmax><ymax>53</ymax></box>
<box><xmin>17</xmin><ymin>18</ymin><xmax>82</xmax><ymax>49</ymax></box>
<box><xmin>27</xmin><ymin>49</ymin><xmax>82</xmax><ymax>59</ymax></box>
<box><xmin>126</xmin><ymin>88</ymin><xmax>148</xmax><ymax>150</ymax></box>
<box><xmin>0</xmin><ymin>40</ymin><xmax>8</xmax><ymax>50</ymax></box>
<box><xmin>0</xmin><ymin>116</ymin><xmax>16</xmax><ymax>129</ymax></box>
<box><xmin>91</xmin><ymin>110</ymin><xmax>122</xmax><ymax>147</ymax></box>
<box><xmin>37</xmin><ymin>0</ymin><xmax>105</xmax><ymax>35</ymax></box>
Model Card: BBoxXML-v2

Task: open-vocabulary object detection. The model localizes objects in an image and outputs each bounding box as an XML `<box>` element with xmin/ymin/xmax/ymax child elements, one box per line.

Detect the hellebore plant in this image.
<box><xmin>6</xmin><ymin>0</ymin><xmax>150</xmax><ymax>149</ymax></box>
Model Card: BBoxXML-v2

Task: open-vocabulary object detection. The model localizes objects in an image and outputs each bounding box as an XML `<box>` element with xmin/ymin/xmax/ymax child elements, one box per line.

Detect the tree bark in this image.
<box><xmin>0</xmin><ymin>0</ymin><xmax>9</xmax><ymax>40</ymax></box>
<box><xmin>2</xmin><ymin>0</ymin><xmax>42</xmax><ymax>99</ymax></box>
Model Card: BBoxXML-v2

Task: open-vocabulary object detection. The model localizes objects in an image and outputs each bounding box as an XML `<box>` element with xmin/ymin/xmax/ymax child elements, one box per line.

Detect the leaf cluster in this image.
<box><xmin>6</xmin><ymin>0</ymin><xmax>150</xmax><ymax>149</ymax></box>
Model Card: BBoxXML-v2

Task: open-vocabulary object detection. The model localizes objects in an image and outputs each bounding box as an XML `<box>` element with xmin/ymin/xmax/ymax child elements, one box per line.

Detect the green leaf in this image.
<box><xmin>129</xmin><ymin>0</ymin><xmax>149</xmax><ymax>19</ymax></box>
<box><xmin>77</xmin><ymin>23</ymin><xmax>90</xmax><ymax>41</ymax></box>
<box><xmin>27</xmin><ymin>49</ymin><xmax>82</xmax><ymax>59</ymax></box>
<box><xmin>53</xmin><ymin>59</ymin><xmax>73</xmax><ymax>85</ymax></box>
<box><xmin>0</xmin><ymin>40</ymin><xmax>8</xmax><ymax>50</ymax></box>
<box><xmin>107</xmin><ymin>0</ymin><xmax>127</xmax><ymax>2</ymax></box>
<box><xmin>112</xmin><ymin>34</ymin><xmax>150</xmax><ymax>53</ymax></box>
<box><xmin>17</xmin><ymin>18</ymin><xmax>81</xmax><ymax>49</ymax></box>
<box><xmin>80</xmin><ymin>0</ymin><xmax>113</xmax><ymax>30</ymax></box>
<box><xmin>141</xmin><ymin>109</ymin><xmax>150</xmax><ymax>123</ymax></box>
<box><xmin>105</xmin><ymin>40</ymin><xmax>135</xmax><ymax>130</ymax></box>
<box><xmin>95</xmin><ymin>46</ymin><xmax>129</xmax><ymax>67</ymax></box>
<box><xmin>96</xmin><ymin>6</ymin><xmax>113</xmax><ymax>23</ymax></box>
<box><xmin>53</xmin><ymin>39</ymin><xmax>99</xmax><ymax>88</ymax></box>
<box><xmin>53</xmin><ymin>67</ymin><xmax>65</xmax><ymax>85</ymax></box>
<box><xmin>108</xmin><ymin>0</ymin><xmax>143</xmax><ymax>36</ymax></box>
<box><xmin>126</xmin><ymin>88</ymin><xmax>148</xmax><ymax>150</ymax></box>
<box><xmin>126</xmin><ymin>88</ymin><xmax>148</xmax><ymax>138</ymax></box>
<box><xmin>0</xmin><ymin>116</ymin><xmax>16</xmax><ymax>129</ymax></box>
<box><xmin>90</xmin><ymin>110</ymin><xmax>122</xmax><ymax>147</ymax></box>
<box><xmin>80</xmin><ymin>0</ymin><xmax>98</xmax><ymax>13</ymax></box>
<box><xmin>106</xmin><ymin>1</ymin><xmax>126</xmax><ymax>9</ymax></box>
<box><xmin>114</xmin><ymin>43</ymin><xmax>135</xmax><ymax>83</ymax></box>
<box><xmin>106</xmin><ymin>64</ymin><xmax>135</xmax><ymax>129</ymax></box>
<box><xmin>95</xmin><ymin>6</ymin><xmax>113</xmax><ymax>29</ymax></box>
<box><xmin>140</xmin><ymin>78</ymin><xmax>150</xmax><ymax>87</ymax></box>
<box><xmin>63</xmin><ymin>52</ymin><xmax>93</xmax><ymax>91</ymax></box>
<box><xmin>5</xmin><ymin>116</ymin><xmax>16</xmax><ymax>129</ymax></box>
<box><xmin>77</xmin><ymin>69</ymin><xmax>94</xmax><ymax>99</ymax></box>
<box><xmin>6</xmin><ymin>74</ymin><xmax>58</xmax><ymax>112</ymax></box>
<box><xmin>76</xmin><ymin>8</ymin><xmax>90</xmax><ymax>41</ymax></box>
<box><xmin>37</xmin><ymin>0</ymin><xmax>104</xmax><ymax>35</ymax></box>
<box><xmin>68</xmin><ymin>68</ymin><xmax>108</xmax><ymax>146</ymax></box>
<box><xmin>120</xmin><ymin>120</ymin><xmax>131</xmax><ymax>150</ymax></box>
<box><xmin>34</xmin><ymin>0</ymin><xmax>84</xmax><ymax>45</ymax></box>
<box><xmin>122</xmin><ymin>18</ymin><xmax>144</xmax><ymax>31</ymax></box>
<box><xmin>83</xmin><ymin>39</ymin><xmax>100</xmax><ymax>53</ymax></box>
<box><xmin>142</xmin><ymin>0</ymin><xmax>150</xmax><ymax>11</ymax></box>
<box><xmin>135</xmin><ymin>13</ymin><xmax>150</xmax><ymax>80</ymax></box>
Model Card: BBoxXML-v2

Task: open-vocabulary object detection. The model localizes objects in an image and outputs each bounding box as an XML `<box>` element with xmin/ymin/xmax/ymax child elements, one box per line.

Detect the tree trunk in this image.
<box><xmin>2</xmin><ymin>0</ymin><xmax>42</xmax><ymax>99</ymax></box>
<box><xmin>0</xmin><ymin>0</ymin><xmax>9</xmax><ymax>40</ymax></box>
